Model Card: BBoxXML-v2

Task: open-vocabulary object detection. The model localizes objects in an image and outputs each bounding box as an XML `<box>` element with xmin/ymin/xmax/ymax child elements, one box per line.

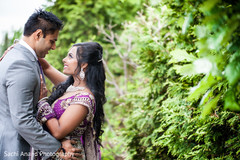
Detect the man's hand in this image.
<box><xmin>39</xmin><ymin>75</ymin><xmax>48</xmax><ymax>100</ymax></box>
<box><xmin>59</xmin><ymin>139</ymin><xmax>82</xmax><ymax>160</ymax></box>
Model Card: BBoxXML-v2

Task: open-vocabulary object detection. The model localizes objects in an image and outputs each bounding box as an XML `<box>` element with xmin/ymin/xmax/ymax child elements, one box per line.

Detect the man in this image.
<box><xmin>0</xmin><ymin>9</ymin><xmax>80</xmax><ymax>159</ymax></box>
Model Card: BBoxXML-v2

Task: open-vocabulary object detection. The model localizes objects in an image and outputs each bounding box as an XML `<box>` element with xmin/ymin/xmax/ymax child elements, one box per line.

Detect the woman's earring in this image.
<box><xmin>80</xmin><ymin>68</ymin><xmax>85</xmax><ymax>80</ymax></box>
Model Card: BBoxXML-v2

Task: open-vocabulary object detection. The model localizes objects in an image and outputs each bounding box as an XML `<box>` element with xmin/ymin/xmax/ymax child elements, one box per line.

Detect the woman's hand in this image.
<box><xmin>0</xmin><ymin>39</ymin><xmax>18</xmax><ymax>62</ymax></box>
<box><xmin>38</xmin><ymin>58</ymin><xmax>68</xmax><ymax>86</ymax></box>
<box><xmin>38</xmin><ymin>58</ymin><xmax>51</xmax><ymax>71</ymax></box>
<box><xmin>0</xmin><ymin>45</ymin><xmax>15</xmax><ymax>62</ymax></box>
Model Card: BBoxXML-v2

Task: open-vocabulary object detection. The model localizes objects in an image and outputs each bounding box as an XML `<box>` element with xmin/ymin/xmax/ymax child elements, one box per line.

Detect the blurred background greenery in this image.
<box><xmin>1</xmin><ymin>0</ymin><xmax>240</xmax><ymax>159</ymax></box>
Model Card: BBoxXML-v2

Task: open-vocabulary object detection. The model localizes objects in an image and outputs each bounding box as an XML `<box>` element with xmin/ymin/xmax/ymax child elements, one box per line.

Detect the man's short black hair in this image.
<box><xmin>23</xmin><ymin>9</ymin><xmax>63</xmax><ymax>37</ymax></box>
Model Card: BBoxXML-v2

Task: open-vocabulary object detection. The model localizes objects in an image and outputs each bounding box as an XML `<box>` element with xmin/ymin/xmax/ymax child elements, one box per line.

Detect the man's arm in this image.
<box><xmin>6</xmin><ymin>60</ymin><xmax>61</xmax><ymax>153</ymax></box>
<box><xmin>7</xmin><ymin>60</ymin><xmax>82</xmax><ymax>159</ymax></box>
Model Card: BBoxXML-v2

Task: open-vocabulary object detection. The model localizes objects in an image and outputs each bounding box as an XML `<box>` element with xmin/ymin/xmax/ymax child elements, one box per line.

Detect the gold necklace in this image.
<box><xmin>66</xmin><ymin>85</ymin><xmax>86</xmax><ymax>92</ymax></box>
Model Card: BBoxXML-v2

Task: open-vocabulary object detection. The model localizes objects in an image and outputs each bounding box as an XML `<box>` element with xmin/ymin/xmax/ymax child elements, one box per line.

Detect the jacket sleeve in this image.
<box><xmin>6</xmin><ymin>60</ymin><xmax>61</xmax><ymax>154</ymax></box>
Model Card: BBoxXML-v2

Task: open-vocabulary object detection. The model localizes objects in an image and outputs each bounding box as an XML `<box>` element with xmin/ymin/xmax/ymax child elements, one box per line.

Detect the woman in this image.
<box><xmin>37</xmin><ymin>42</ymin><xmax>106</xmax><ymax>159</ymax></box>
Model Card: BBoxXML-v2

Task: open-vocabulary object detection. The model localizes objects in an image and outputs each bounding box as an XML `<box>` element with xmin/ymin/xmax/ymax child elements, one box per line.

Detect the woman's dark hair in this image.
<box><xmin>48</xmin><ymin>42</ymin><xmax>106</xmax><ymax>145</ymax></box>
<box><xmin>24</xmin><ymin>9</ymin><xmax>63</xmax><ymax>37</ymax></box>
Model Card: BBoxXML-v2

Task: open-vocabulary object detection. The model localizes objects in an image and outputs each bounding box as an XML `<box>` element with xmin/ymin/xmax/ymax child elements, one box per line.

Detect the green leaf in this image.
<box><xmin>199</xmin><ymin>89</ymin><xmax>214</xmax><ymax>106</ymax></box>
<box><xmin>169</xmin><ymin>49</ymin><xmax>197</xmax><ymax>64</ymax></box>
<box><xmin>182</xmin><ymin>13</ymin><xmax>193</xmax><ymax>34</ymax></box>
<box><xmin>195</xmin><ymin>25</ymin><xmax>207</xmax><ymax>39</ymax></box>
<box><xmin>193</xmin><ymin>58</ymin><xmax>213</xmax><ymax>74</ymax></box>
<box><xmin>222</xmin><ymin>20</ymin><xmax>239</xmax><ymax>46</ymax></box>
<box><xmin>225</xmin><ymin>54</ymin><xmax>240</xmax><ymax>86</ymax></box>
<box><xmin>177</xmin><ymin>17</ymin><xmax>185</xmax><ymax>28</ymax></box>
<box><xmin>173</xmin><ymin>64</ymin><xmax>196</xmax><ymax>77</ymax></box>
<box><xmin>188</xmin><ymin>74</ymin><xmax>218</xmax><ymax>101</ymax></box>
<box><xmin>224</xmin><ymin>88</ymin><xmax>240</xmax><ymax>112</ymax></box>
<box><xmin>199</xmin><ymin>0</ymin><xmax>221</xmax><ymax>13</ymax></box>
<box><xmin>200</xmin><ymin>93</ymin><xmax>221</xmax><ymax>119</ymax></box>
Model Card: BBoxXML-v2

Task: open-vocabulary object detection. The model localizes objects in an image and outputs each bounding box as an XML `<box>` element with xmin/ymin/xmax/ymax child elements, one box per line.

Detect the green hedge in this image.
<box><xmin>117</xmin><ymin>0</ymin><xmax>240</xmax><ymax>159</ymax></box>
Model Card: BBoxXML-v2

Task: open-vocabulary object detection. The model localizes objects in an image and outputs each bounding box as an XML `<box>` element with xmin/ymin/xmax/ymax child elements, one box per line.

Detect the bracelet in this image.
<box><xmin>38</xmin><ymin>97</ymin><xmax>48</xmax><ymax>103</ymax></box>
<box><xmin>37</xmin><ymin>101</ymin><xmax>56</xmax><ymax>125</ymax></box>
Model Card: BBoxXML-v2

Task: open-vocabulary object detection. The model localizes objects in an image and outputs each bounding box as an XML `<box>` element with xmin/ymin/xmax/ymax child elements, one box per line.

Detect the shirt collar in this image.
<box><xmin>19</xmin><ymin>39</ymin><xmax>38</xmax><ymax>60</ymax></box>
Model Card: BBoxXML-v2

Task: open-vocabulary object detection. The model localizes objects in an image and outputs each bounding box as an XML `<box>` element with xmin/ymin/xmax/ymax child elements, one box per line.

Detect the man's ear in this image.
<box><xmin>34</xmin><ymin>29</ymin><xmax>43</xmax><ymax>40</ymax></box>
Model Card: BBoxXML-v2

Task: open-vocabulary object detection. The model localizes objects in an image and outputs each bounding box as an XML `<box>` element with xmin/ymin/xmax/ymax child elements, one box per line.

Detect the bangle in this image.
<box><xmin>38</xmin><ymin>97</ymin><xmax>48</xmax><ymax>103</ymax></box>
<box><xmin>37</xmin><ymin>101</ymin><xmax>56</xmax><ymax>124</ymax></box>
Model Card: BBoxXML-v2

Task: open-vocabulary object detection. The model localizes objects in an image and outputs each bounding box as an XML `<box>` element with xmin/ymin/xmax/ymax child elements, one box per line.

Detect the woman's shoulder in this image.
<box><xmin>74</xmin><ymin>91</ymin><xmax>95</xmax><ymax>101</ymax></box>
<box><xmin>59</xmin><ymin>90</ymin><xmax>94</xmax><ymax>100</ymax></box>
<box><xmin>71</xmin><ymin>91</ymin><xmax>95</xmax><ymax>107</ymax></box>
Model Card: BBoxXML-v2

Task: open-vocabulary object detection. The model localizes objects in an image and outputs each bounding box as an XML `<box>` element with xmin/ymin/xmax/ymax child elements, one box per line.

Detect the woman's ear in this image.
<box><xmin>81</xmin><ymin>63</ymin><xmax>88</xmax><ymax>70</ymax></box>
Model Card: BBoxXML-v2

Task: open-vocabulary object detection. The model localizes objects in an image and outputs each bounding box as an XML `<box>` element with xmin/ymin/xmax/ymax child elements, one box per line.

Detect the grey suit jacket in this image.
<box><xmin>0</xmin><ymin>44</ymin><xmax>60</xmax><ymax>160</ymax></box>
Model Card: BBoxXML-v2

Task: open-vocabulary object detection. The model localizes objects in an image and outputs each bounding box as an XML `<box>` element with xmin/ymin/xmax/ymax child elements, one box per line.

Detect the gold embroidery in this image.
<box><xmin>54</xmin><ymin>92</ymin><xmax>96</xmax><ymax>137</ymax></box>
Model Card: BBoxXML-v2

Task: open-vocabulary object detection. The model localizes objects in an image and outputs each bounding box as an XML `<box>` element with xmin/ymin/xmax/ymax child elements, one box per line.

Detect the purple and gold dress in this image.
<box><xmin>33</xmin><ymin>91</ymin><xmax>101</xmax><ymax>160</ymax></box>
<box><xmin>52</xmin><ymin>91</ymin><xmax>100</xmax><ymax>159</ymax></box>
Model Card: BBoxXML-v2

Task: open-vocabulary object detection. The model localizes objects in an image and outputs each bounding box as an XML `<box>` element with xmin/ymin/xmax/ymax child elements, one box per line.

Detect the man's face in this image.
<box><xmin>35</xmin><ymin>30</ymin><xmax>59</xmax><ymax>58</ymax></box>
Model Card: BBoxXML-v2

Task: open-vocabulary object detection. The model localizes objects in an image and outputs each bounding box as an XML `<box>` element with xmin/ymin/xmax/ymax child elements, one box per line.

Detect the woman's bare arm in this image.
<box><xmin>38</xmin><ymin>58</ymin><xmax>68</xmax><ymax>86</ymax></box>
<box><xmin>45</xmin><ymin>104</ymin><xmax>88</xmax><ymax>140</ymax></box>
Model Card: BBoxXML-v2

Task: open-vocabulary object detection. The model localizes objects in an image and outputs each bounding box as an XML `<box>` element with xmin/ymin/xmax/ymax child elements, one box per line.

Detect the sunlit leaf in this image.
<box><xmin>199</xmin><ymin>0</ymin><xmax>221</xmax><ymax>13</ymax></box>
<box><xmin>169</xmin><ymin>49</ymin><xmax>197</xmax><ymax>64</ymax></box>
<box><xmin>193</xmin><ymin>58</ymin><xmax>213</xmax><ymax>74</ymax></box>
<box><xmin>182</xmin><ymin>13</ymin><xmax>193</xmax><ymax>34</ymax></box>
<box><xmin>188</xmin><ymin>74</ymin><xmax>218</xmax><ymax>101</ymax></box>
<box><xmin>199</xmin><ymin>89</ymin><xmax>214</xmax><ymax>106</ymax></box>
<box><xmin>195</xmin><ymin>25</ymin><xmax>207</xmax><ymax>39</ymax></box>
<box><xmin>225</xmin><ymin>54</ymin><xmax>240</xmax><ymax>86</ymax></box>
<box><xmin>200</xmin><ymin>94</ymin><xmax>221</xmax><ymax>119</ymax></box>
<box><xmin>224</xmin><ymin>88</ymin><xmax>240</xmax><ymax>112</ymax></box>
<box><xmin>173</xmin><ymin>64</ymin><xmax>196</xmax><ymax>77</ymax></box>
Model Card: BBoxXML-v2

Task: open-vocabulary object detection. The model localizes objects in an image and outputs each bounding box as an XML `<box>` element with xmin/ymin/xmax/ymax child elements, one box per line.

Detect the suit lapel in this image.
<box><xmin>14</xmin><ymin>44</ymin><xmax>41</xmax><ymax>110</ymax></box>
<box><xmin>15</xmin><ymin>44</ymin><xmax>41</xmax><ymax>76</ymax></box>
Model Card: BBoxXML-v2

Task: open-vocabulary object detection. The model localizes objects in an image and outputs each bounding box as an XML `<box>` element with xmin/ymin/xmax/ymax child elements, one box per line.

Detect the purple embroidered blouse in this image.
<box><xmin>52</xmin><ymin>92</ymin><xmax>96</xmax><ymax>137</ymax></box>
<box><xmin>32</xmin><ymin>91</ymin><xmax>101</xmax><ymax>160</ymax></box>
<box><xmin>51</xmin><ymin>92</ymin><xmax>100</xmax><ymax>159</ymax></box>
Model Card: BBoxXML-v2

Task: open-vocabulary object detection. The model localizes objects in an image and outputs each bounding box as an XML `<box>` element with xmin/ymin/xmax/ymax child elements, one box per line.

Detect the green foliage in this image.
<box><xmin>224</xmin><ymin>88</ymin><xmax>240</xmax><ymax>112</ymax></box>
<box><xmin>187</xmin><ymin>74</ymin><xmax>218</xmax><ymax>102</ymax></box>
<box><xmin>225</xmin><ymin>52</ymin><xmax>240</xmax><ymax>86</ymax></box>
<box><xmin>2</xmin><ymin>0</ymin><xmax>239</xmax><ymax>159</ymax></box>
<box><xmin>45</xmin><ymin>0</ymin><xmax>146</xmax><ymax>71</ymax></box>
<box><xmin>98</xmin><ymin>0</ymin><xmax>240</xmax><ymax>159</ymax></box>
<box><xmin>45</xmin><ymin>0</ymin><xmax>147</xmax><ymax>158</ymax></box>
<box><xmin>169</xmin><ymin>49</ymin><xmax>197</xmax><ymax>64</ymax></box>
<box><xmin>0</xmin><ymin>29</ymin><xmax>22</xmax><ymax>56</ymax></box>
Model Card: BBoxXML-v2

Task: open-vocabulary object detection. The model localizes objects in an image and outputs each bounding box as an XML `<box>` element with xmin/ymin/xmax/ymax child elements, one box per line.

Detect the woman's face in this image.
<box><xmin>62</xmin><ymin>47</ymin><xmax>78</xmax><ymax>75</ymax></box>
